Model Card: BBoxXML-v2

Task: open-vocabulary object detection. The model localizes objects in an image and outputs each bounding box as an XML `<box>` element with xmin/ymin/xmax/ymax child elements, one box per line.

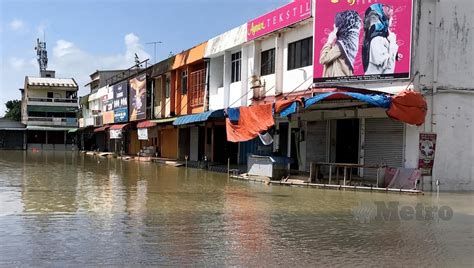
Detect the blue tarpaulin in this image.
<box><xmin>173</xmin><ymin>109</ymin><xmax>225</xmax><ymax>126</ymax></box>
<box><xmin>279</xmin><ymin>92</ymin><xmax>392</xmax><ymax>117</ymax></box>
<box><xmin>226</xmin><ymin>107</ymin><xmax>240</xmax><ymax>122</ymax></box>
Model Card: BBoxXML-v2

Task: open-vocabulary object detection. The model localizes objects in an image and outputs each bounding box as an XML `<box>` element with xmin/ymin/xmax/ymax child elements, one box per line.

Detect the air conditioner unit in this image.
<box><xmin>250</xmin><ymin>75</ymin><xmax>265</xmax><ymax>100</ymax></box>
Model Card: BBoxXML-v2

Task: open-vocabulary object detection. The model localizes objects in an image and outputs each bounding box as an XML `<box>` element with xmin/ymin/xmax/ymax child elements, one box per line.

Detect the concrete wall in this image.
<box><xmin>412</xmin><ymin>0</ymin><xmax>474</xmax><ymax>191</ymax></box>
<box><xmin>281</xmin><ymin>21</ymin><xmax>313</xmax><ymax>94</ymax></box>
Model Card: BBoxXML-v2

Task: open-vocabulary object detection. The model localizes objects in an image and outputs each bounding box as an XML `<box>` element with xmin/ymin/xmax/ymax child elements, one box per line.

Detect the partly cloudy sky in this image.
<box><xmin>0</xmin><ymin>0</ymin><xmax>286</xmax><ymax>116</ymax></box>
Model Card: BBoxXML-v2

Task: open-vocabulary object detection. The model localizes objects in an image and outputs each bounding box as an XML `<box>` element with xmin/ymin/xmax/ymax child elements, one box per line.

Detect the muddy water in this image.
<box><xmin>0</xmin><ymin>151</ymin><xmax>473</xmax><ymax>266</ymax></box>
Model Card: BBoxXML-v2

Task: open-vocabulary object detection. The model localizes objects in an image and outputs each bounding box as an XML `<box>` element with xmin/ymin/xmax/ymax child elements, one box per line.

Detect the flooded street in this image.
<box><xmin>0</xmin><ymin>151</ymin><xmax>473</xmax><ymax>266</ymax></box>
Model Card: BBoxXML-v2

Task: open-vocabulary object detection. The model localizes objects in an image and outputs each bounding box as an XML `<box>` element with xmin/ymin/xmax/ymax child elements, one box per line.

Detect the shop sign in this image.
<box><xmin>418</xmin><ymin>133</ymin><xmax>437</xmax><ymax>176</ymax></box>
<box><xmin>138</xmin><ymin>128</ymin><xmax>148</xmax><ymax>140</ymax></box>
<box><xmin>313</xmin><ymin>0</ymin><xmax>413</xmax><ymax>83</ymax></box>
<box><xmin>247</xmin><ymin>0</ymin><xmax>311</xmax><ymax>41</ymax></box>
<box><xmin>113</xmin><ymin>81</ymin><xmax>129</xmax><ymax>123</ymax></box>
<box><xmin>110</xmin><ymin>129</ymin><xmax>122</xmax><ymax>139</ymax></box>
<box><xmin>129</xmin><ymin>74</ymin><xmax>147</xmax><ymax>121</ymax></box>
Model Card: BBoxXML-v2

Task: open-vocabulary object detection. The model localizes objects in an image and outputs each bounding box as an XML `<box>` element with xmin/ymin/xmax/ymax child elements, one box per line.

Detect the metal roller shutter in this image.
<box><xmin>305</xmin><ymin>121</ymin><xmax>328</xmax><ymax>172</ymax></box>
<box><xmin>364</xmin><ymin>118</ymin><xmax>404</xmax><ymax>179</ymax></box>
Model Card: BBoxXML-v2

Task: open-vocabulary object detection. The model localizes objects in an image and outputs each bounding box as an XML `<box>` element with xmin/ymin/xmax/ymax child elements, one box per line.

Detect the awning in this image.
<box><xmin>26</xmin><ymin>126</ymin><xmax>75</xmax><ymax>131</ymax></box>
<box><xmin>151</xmin><ymin>117</ymin><xmax>177</xmax><ymax>124</ymax></box>
<box><xmin>137</xmin><ymin>120</ymin><xmax>156</xmax><ymax>129</ymax></box>
<box><xmin>94</xmin><ymin>125</ymin><xmax>110</xmax><ymax>133</ymax></box>
<box><xmin>109</xmin><ymin>123</ymin><xmax>129</xmax><ymax>130</ymax></box>
<box><xmin>68</xmin><ymin>128</ymin><xmax>78</xmax><ymax>133</ymax></box>
<box><xmin>173</xmin><ymin>110</ymin><xmax>224</xmax><ymax>126</ymax></box>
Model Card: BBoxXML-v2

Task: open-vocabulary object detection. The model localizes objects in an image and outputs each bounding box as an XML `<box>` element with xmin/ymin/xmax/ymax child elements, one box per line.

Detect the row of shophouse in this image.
<box><xmin>68</xmin><ymin>0</ymin><xmax>472</xmax><ymax>191</ymax></box>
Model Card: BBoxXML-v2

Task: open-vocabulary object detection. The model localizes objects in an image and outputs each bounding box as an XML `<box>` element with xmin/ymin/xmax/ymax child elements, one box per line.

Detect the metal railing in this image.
<box><xmin>28</xmin><ymin>116</ymin><xmax>78</xmax><ymax>123</ymax></box>
<box><xmin>28</xmin><ymin>97</ymin><xmax>78</xmax><ymax>104</ymax></box>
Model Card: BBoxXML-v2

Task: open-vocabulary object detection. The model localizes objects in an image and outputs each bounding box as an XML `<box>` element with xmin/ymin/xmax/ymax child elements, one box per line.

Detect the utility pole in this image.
<box><xmin>146</xmin><ymin>41</ymin><xmax>162</xmax><ymax>63</ymax></box>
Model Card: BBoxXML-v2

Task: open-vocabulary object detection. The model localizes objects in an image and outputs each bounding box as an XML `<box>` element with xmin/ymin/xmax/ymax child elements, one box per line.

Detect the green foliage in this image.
<box><xmin>4</xmin><ymin>100</ymin><xmax>21</xmax><ymax>121</ymax></box>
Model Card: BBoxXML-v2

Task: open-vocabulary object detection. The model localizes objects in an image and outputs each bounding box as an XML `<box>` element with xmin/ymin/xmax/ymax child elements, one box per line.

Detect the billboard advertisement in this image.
<box><xmin>129</xmin><ymin>74</ymin><xmax>147</xmax><ymax>121</ymax></box>
<box><xmin>113</xmin><ymin>81</ymin><xmax>129</xmax><ymax>123</ymax></box>
<box><xmin>313</xmin><ymin>0</ymin><xmax>413</xmax><ymax>83</ymax></box>
<box><xmin>102</xmin><ymin>86</ymin><xmax>115</xmax><ymax>125</ymax></box>
<box><xmin>418</xmin><ymin>133</ymin><xmax>437</xmax><ymax>176</ymax></box>
<box><xmin>247</xmin><ymin>0</ymin><xmax>311</xmax><ymax>41</ymax></box>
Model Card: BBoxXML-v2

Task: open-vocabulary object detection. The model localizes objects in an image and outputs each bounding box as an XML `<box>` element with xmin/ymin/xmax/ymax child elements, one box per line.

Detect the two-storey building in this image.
<box><xmin>21</xmin><ymin>71</ymin><xmax>79</xmax><ymax>150</ymax></box>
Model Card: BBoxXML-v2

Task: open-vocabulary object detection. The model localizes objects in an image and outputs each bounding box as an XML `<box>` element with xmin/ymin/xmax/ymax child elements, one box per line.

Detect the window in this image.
<box><xmin>165</xmin><ymin>77</ymin><xmax>170</xmax><ymax>98</ymax></box>
<box><xmin>288</xmin><ymin>37</ymin><xmax>313</xmax><ymax>70</ymax></box>
<box><xmin>231</xmin><ymin>51</ymin><xmax>241</xmax><ymax>83</ymax></box>
<box><xmin>189</xmin><ymin>69</ymin><xmax>206</xmax><ymax>106</ymax></box>
<box><xmin>47</xmin><ymin>92</ymin><xmax>53</xmax><ymax>98</ymax></box>
<box><xmin>181</xmin><ymin>70</ymin><xmax>188</xmax><ymax>94</ymax></box>
<box><xmin>261</xmin><ymin>48</ymin><xmax>275</xmax><ymax>76</ymax></box>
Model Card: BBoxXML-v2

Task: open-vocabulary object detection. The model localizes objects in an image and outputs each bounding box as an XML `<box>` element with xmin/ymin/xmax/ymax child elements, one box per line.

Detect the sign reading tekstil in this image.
<box><xmin>247</xmin><ymin>0</ymin><xmax>311</xmax><ymax>41</ymax></box>
<box><xmin>313</xmin><ymin>0</ymin><xmax>413</xmax><ymax>83</ymax></box>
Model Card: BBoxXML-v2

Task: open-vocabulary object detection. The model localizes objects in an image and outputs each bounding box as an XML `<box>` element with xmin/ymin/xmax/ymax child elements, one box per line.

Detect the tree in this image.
<box><xmin>4</xmin><ymin>100</ymin><xmax>21</xmax><ymax>121</ymax></box>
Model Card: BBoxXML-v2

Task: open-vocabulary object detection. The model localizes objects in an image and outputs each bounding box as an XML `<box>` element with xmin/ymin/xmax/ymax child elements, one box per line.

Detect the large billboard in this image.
<box><xmin>113</xmin><ymin>81</ymin><xmax>129</xmax><ymax>123</ymax></box>
<box><xmin>129</xmin><ymin>74</ymin><xmax>147</xmax><ymax>121</ymax></box>
<box><xmin>102</xmin><ymin>86</ymin><xmax>114</xmax><ymax>125</ymax></box>
<box><xmin>313</xmin><ymin>0</ymin><xmax>413</xmax><ymax>83</ymax></box>
<box><xmin>247</xmin><ymin>0</ymin><xmax>311</xmax><ymax>41</ymax></box>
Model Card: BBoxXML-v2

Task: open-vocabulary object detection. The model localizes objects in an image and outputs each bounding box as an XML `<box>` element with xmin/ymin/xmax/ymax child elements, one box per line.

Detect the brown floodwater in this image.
<box><xmin>0</xmin><ymin>151</ymin><xmax>473</xmax><ymax>266</ymax></box>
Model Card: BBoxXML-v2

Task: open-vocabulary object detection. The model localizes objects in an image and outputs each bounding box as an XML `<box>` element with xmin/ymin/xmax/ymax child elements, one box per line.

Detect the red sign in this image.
<box><xmin>418</xmin><ymin>133</ymin><xmax>437</xmax><ymax>176</ymax></box>
<box><xmin>247</xmin><ymin>0</ymin><xmax>312</xmax><ymax>41</ymax></box>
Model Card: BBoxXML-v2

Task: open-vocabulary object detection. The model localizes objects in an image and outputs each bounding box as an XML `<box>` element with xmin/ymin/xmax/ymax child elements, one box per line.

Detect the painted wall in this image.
<box><xmin>281</xmin><ymin>21</ymin><xmax>313</xmax><ymax>94</ymax></box>
<box><xmin>412</xmin><ymin>0</ymin><xmax>474</xmax><ymax>191</ymax></box>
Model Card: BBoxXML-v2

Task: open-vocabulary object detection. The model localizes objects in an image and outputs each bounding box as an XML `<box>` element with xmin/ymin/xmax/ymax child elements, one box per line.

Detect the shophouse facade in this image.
<box><xmin>21</xmin><ymin>71</ymin><xmax>79</xmax><ymax>151</ymax></box>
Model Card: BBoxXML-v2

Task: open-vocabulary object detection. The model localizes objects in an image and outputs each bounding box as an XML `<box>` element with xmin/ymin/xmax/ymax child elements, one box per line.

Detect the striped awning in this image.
<box><xmin>94</xmin><ymin>125</ymin><xmax>110</xmax><ymax>133</ymax></box>
<box><xmin>110</xmin><ymin>123</ymin><xmax>129</xmax><ymax>130</ymax></box>
<box><xmin>151</xmin><ymin>117</ymin><xmax>176</xmax><ymax>124</ymax></box>
<box><xmin>173</xmin><ymin>110</ymin><xmax>224</xmax><ymax>126</ymax></box>
<box><xmin>137</xmin><ymin>120</ymin><xmax>156</xmax><ymax>129</ymax></box>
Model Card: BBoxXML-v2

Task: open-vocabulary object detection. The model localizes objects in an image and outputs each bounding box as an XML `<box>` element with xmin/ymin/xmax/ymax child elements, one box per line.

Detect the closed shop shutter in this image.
<box><xmin>364</xmin><ymin>118</ymin><xmax>404</xmax><ymax>179</ymax></box>
<box><xmin>305</xmin><ymin>121</ymin><xmax>328</xmax><ymax>172</ymax></box>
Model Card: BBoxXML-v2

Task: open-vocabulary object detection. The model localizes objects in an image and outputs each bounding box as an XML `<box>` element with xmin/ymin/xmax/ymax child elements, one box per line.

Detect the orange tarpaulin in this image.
<box><xmin>387</xmin><ymin>90</ymin><xmax>427</xmax><ymax>126</ymax></box>
<box><xmin>226</xmin><ymin>104</ymin><xmax>274</xmax><ymax>142</ymax></box>
<box><xmin>274</xmin><ymin>97</ymin><xmax>303</xmax><ymax>113</ymax></box>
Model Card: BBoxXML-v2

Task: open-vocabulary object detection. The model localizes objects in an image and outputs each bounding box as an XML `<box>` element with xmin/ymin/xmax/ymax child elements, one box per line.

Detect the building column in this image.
<box><xmin>223</xmin><ymin>51</ymin><xmax>232</xmax><ymax>107</ymax></box>
<box><xmin>241</xmin><ymin>45</ymin><xmax>249</xmax><ymax>107</ymax></box>
<box><xmin>275</xmin><ymin>33</ymin><xmax>284</xmax><ymax>95</ymax></box>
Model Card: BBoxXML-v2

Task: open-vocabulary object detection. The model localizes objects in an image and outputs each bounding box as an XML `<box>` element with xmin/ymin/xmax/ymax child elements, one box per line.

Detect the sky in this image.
<box><xmin>0</xmin><ymin>0</ymin><xmax>288</xmax><ymax>116</ymax></box>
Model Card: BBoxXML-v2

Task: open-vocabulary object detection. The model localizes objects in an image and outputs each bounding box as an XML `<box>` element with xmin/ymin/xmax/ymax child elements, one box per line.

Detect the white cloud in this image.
<box><xmin>48</xmin><ymin>32</ymin><xmax>150</xmax><ymax>94</ymax></box>
<box><xmin>9</xmin><ymin>57</ymin><xmax>26</xmax><ymax>70</ymax></box>
<box><xmin>0</xmin><ymin>32</ymin><xmax>150</xmax><ymax>116</ymax></box>
<box><xmin>9</xmin><ymin>19</ymin><xmax>26</xmax><ymax>32</ymax></box>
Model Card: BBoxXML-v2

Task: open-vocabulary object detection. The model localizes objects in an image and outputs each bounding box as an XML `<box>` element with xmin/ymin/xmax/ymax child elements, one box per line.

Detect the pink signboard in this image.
<box><xmin>313</xmin><ymin>0</ymin><xmax>413</xmax><ymax>83</ymax></box>
<box><xmin>247</xmin><ymin>0</ymin><xmax>312</xmax><ymax>41</ymax></box>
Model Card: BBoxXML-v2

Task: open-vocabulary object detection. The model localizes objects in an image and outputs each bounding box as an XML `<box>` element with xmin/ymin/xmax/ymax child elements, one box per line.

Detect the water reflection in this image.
<box><xmin>0</xmin><ymin>151</ymin><xmax>473</xmax><ymax>266</ymax></box>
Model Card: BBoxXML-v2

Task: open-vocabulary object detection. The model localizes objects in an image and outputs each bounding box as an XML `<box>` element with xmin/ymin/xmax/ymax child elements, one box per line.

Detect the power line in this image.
<box><xmin>146</xmin><ymin>41</ymin><xmax>162</xmax><ymax>63</ymax></box>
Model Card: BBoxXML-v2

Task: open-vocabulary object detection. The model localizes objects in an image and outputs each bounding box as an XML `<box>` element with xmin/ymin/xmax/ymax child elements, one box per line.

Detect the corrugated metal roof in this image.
<box><xmin>0</xmin><ymin>118</ymin><xmax>26</xmax><ymax>129</ymax></box>
<box><xmin>173</xmin><ymin>110</ymin><xmax>224</xmax><ymax>126</ymax></box>
<box><xmin>27</xmin><ymin>77</ymin><xmax>77</xmax><ymax>88</ymax></box>
<box><xmin>26</xmin><ymin>126</ymin><xmax>75</xmax><ymax>131</ymax></box>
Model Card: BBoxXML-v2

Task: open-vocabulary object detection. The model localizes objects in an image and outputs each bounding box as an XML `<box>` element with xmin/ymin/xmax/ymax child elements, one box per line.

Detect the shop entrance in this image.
<box><xmin>335</xmin><ymin>119</ymin><xmax>359</xmax><ymax>165</ymax></box>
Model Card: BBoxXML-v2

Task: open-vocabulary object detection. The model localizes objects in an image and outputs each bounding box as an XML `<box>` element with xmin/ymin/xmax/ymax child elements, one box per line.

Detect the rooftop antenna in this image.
<box><xmin>134</xmin><ymin>53</ymin><xmax>141</xmax><ymax>68</ymax></box>
<box><xmin>145</xmin><ymin>41</ymin><xmax>162</xmax><ymax>63</ymax></box>
<box><xmin>34</xmin><ymin>37</ymin><xmax>48</xmax><ymax>74</ymax></box>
